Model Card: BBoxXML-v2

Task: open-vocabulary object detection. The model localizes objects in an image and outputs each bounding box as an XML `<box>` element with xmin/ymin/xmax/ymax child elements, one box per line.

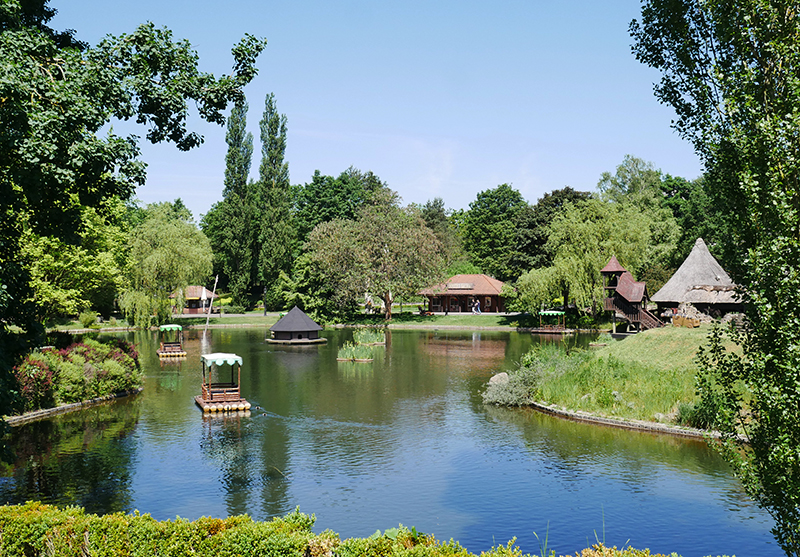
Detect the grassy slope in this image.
<box><xmin>594</xmin><ymin>325</ymin><xmax>711</xmax><ymax>372</ymax></box>
<box><xmin>534</xmin><ymin>325</ymin><xmax>714</xmax><ymax>422</ymax></box>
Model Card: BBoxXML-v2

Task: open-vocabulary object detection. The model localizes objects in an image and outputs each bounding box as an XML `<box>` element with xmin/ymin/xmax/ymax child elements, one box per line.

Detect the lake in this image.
<box><xmin>0</xmin><ymin>328</ymin><xmax>780</xmax><ymax>556</ymax></box>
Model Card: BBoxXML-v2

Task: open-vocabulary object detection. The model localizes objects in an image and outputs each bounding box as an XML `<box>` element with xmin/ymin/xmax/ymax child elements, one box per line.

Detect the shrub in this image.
<box><xmin>79</xmin><ymin>310</ymin><xmax>98</xmax><ymax>328</ymax></box>
<box><xmin>12</xmin><ymin>338</ymin><xmax>143</xmax><ymax>412</ymax></box>
<box><xmin>13</xmin><ymin>355</ymin><xmax>55</xmax><ymax>412</ymax></box>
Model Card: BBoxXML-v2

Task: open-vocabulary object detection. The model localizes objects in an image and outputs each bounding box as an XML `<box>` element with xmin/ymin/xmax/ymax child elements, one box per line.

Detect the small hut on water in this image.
<box><xmin>268</xmin><ymin>306</ymin><xmax>327</xmax><ymax>344</ymax></box>
<box><xmin>651</xmin><ymin>238</ymin><xmax>741</xmax><ymax>316</ymax></box>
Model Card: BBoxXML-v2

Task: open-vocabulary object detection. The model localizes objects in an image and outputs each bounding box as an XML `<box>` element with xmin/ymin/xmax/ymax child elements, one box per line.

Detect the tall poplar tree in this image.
<box><xmin>256</xmin><ymin>93</ymin><xmax>294</xmax><ymax>309</ymax></box>
<box><xmin>219</xmin><ymin>100</ymin><xmax>256</xmax><ymax>307</ymax></box>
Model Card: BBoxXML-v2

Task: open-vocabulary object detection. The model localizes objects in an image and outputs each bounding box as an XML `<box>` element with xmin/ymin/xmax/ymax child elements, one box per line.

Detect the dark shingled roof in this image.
<box><xmin>270</xmin><ymin>306</ymin><xmax>323</xmax><ymax>332</ymax></box>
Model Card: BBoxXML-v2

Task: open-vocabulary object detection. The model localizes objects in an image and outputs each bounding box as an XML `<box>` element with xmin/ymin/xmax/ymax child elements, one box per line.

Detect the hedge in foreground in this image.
<box><xmin>0</xmin><ymin>502</ymin><xmax>729</xmax><ymax>557</ymax></box>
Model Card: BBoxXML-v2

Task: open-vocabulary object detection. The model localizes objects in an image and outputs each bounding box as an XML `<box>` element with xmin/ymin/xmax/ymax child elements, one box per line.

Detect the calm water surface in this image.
<box><xmin>0</xmin><ymin>328</ymin><xmax>779</xmax><ymax>556</ymax></box>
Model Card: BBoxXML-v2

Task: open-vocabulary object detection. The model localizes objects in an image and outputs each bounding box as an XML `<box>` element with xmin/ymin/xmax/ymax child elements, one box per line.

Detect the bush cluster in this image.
<box><xmin>0</xmin><ymin>503</ymin><xmax>719</xmax><ymax>556</ymax></box>
<box><xmin>337</xmin><ymin>341</ymin><xmax>374</xmax><ymax>361</ymax></box>
<box><xmin>12</xmin><ymin>338</ymin><xmax>142</xmax><ymax>412</ymax></box>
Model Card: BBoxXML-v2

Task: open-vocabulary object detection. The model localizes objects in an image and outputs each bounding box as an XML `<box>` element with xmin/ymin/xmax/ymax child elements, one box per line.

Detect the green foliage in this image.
<box><xmin>119</xmin><ymin>202</ymin><xmax>212</xmax><ymax>328</ymax></box>
<box><xmin>512</xmin><ymin>187</ymin><xmax>592</xmax><ymax>272</ymax></box>
<box><xmin>514</xmin><ymin>195</ymin><xmax>670</xmax><ymax>316</ymax></box>
<box><xmin>632</xmin><ymin>2</ymin><xmax>800</xmax><ymax>553</ymax></box>
<box><xmin>303</xmin><ymin>190</ymin><xmax>446</xmax><ymax>320</ymax></box>
<box><xmin>294</xmin><ymin>167</ymin><xmax>389</xmax><ymax>243</ymax></box>
<box><xmin>0</xmin><ymin>0</ymin><xmax>265</xmax><ymax>448</ymax></box>
<box><xmin>13</xmin><ymin>338</ymin><xmax>142</xmax><ymax>411</ymax></box>
<box><xmin>462</xmin><ymin>184</ymin><xmax>527</xmax><ymax>281</ymax></box>
<box><xmin>78</xmin><ymin>311</ymin><xmax>98</xmax><ymax>329</ymax></box>
<box><xmin>256</xmin><ymin>93</ymin><xmax>295</xmax><ymax>310</ymax></box>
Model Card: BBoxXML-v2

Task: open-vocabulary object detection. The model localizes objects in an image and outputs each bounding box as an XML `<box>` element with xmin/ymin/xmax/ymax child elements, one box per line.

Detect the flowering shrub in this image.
<box><xmin>13</xmin><ymin>338</ymin><xmax>143</xmax><ymax>412</ymax></box>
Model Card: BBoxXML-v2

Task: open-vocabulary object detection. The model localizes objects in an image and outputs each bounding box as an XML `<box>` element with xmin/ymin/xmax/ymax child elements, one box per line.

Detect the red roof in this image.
<box><xmin>615</xmin><ymin>271</ymin><xmax>646</xmax><ymax>303</ymax></box>
<box><xmin>600</xmin><ymin>255</ymin><xmax>626</xmax><ymax>274</ymax></box>
<box><xmin>419</xmin><ymin>274</ymin><xmax>505</xmax><ymax>296</ymax></box>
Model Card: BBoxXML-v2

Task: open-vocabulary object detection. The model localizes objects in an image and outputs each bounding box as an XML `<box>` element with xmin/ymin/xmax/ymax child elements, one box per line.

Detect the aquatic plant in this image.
<box><xmin>353</xmin><ymin>328</ymin><xmax>385</xmax><ymax>345</ymax></box>
<box><xmin>337</xmin><ymin>342</ymin><xmax>374</xmax><ymax>362</ymax></box>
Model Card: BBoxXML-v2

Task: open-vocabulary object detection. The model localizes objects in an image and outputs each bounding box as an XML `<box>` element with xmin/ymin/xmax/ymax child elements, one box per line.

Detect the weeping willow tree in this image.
<box><xmin>514</xmin><ymin>198</ymin><xmax>670</xmax><ymax>316</ymax></box>
<box><xmin>119</xmin><ymin>202</ymin><xmax>212</xmax><ymax>327</ymax></box>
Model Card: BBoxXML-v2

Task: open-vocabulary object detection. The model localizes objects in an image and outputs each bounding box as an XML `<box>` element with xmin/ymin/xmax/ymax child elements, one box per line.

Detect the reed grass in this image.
<box><xmin>353</xmin><ymin>328</ymin><xmax>385</xmax><ymax>345</ymax></box>
<box><xmin>337</xmin><ymin>341</ymin><xmax>374</xmax><ymax>361</ymax></box>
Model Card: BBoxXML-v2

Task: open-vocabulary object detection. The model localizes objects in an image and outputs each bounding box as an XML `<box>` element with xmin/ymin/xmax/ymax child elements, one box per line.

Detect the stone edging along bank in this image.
<box><xmin>5</xmin><ymin>388</ymin><xmax>144</xmax><ymax>427</ymax></box>
<box><xmin>525</xmin><ymin>399</ymin><xmax>735</xmax><ymax>441</ymax></box>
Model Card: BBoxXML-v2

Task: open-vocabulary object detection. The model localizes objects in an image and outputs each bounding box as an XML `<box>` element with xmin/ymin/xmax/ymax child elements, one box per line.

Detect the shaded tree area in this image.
<box><xmin>511</xmin><ymin>187</ymin><xmax>592</xmax><ymax>272</ymax></box>
<box><xmin>293</xmin><ymin>167</ymin><xmax>388</xmax><ymax>243</ymax></box>
<box><xmin>461</xmin><ymin>184</ymin><xmax>528</xmax><ymax>282</ymax></box>
<box><xmin>0</xmin><ymin>0</ymin><xmax>265</xmax><ymax>434</ymax></box>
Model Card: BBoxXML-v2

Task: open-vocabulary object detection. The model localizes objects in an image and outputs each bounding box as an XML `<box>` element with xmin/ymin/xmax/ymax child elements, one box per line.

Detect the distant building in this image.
<box><xmin>170</xmin><ymin>286</ymin><xmax>217</xmax><ymax>314</ymax></box>
<box><xmin>601</xmin><ymin>256</ymin><xmax>662</xmax><ymax>332</ymax></box>
<box><xmin>268</xmin><ymin>306</ymin><xmax>326</xmax><ymax>344</ymax></box>
<box><xmin>419</xmin><ymin>274</ymin><xmax>505</xmax><ymax>313</ymax></box>
<box><xmin>651</xmin><ymin>238</ymin><xmax>741</xmax><ymax>315</ymax></box>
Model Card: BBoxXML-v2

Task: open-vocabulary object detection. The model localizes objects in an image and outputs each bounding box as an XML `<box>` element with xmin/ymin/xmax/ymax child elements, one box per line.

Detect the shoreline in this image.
<box><xmin>5</xmin><ymin>388</ymin><xmax>144</xmax><ymax>426</ymax></box>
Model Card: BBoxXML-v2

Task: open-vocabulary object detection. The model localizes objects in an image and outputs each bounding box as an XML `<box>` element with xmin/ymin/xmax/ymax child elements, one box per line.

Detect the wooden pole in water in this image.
<box><xmin>205</xmin><ymin>275</ymin><xmax>219</xmax><ymax>334</ymax></box>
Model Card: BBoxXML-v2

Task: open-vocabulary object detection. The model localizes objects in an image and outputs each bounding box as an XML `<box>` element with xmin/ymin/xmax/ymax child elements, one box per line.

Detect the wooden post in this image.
<box><xmin>204</xmin><ymin>275</ymin><xmax>219</xmax><ymax>334</ymax></box>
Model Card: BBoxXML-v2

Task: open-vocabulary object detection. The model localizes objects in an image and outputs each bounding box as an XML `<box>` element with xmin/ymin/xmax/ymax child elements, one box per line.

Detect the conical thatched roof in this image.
<box><xmin>652</xmin><ymin>238</ymin><xmax>739</xmax><ymax>305</ymax></box>
<box><xmin>270</xmin><ymin>306</ymin><xmax>322</xmax><ymax>332</ymax></box>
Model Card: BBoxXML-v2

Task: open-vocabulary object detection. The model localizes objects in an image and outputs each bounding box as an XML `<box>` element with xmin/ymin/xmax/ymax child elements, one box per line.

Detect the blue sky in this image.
<box><xmin>54</xmin><ymin>1</ymin><xmax>702</xmax><ymax>221</ymax></box>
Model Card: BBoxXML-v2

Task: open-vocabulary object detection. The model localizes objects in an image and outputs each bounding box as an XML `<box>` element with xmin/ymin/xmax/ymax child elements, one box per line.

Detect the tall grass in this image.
<box><xmin>485</xmin><ymin>327</ymin><xmax>710</xmax><ymax>423</ymax></box>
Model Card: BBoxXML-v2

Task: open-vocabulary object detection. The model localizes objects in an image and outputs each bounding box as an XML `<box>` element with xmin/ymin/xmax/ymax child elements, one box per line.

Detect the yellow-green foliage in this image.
<box><xmin>338</xmin><ymin>341</ymin><xmax>374</xmax><ymax>361</ymax></box>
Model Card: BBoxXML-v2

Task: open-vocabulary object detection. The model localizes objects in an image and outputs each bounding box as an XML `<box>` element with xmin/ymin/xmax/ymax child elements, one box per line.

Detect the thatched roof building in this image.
<box><xmin>651</xmin><ymin>238</ymin><xmax>741</xmax><ymax>313</ymax></box>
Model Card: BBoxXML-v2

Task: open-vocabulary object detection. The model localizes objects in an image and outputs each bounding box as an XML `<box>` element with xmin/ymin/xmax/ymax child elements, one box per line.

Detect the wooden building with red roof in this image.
<box><xmin>600</xmin><ymin>257</ymin><xmax>662</xmax><ymax>332</ymax></box>
<box><xmin>419</xmin><ymin>274</ymin><xmax>506</xmax><ymax>313</ymax></box>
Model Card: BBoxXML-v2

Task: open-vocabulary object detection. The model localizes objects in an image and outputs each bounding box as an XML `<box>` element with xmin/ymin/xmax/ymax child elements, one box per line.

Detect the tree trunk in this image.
<box><xmin>382</xmin><ymin>292</ymin><xmax>393</xmax><ymax>320</ymax></box>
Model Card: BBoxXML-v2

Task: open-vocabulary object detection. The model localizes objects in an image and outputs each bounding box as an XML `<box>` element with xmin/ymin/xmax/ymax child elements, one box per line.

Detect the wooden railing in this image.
<box><xmin>201</xmin><ymin>383</ymin><xmax>240</xmax><ymax>402</ymax></box>
<box><xmin>604</xmin><ymin>297</ymin><xmax>663</xmax><ymax>330</ymax></box>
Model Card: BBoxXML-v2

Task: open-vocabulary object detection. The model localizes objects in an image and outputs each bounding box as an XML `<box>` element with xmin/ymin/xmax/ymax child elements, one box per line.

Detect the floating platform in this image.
<box><xmin>266</xmin><ymin>337</ymin><xmax>327</xmax><ymax>345</ymax></box>
<box><xmin>194</xmin><ymin>396</ymin><xmax>251</xmax><ymax>414</ymax></box>
<box><xmin>158</xmin><ymin>349</ymin><xmax>187</xmax><ymax>358</ymax></box>
<box><xmin>528</xmin><ymin>328</ymin><xmax>575</xmax><ymax>335</ymax></box>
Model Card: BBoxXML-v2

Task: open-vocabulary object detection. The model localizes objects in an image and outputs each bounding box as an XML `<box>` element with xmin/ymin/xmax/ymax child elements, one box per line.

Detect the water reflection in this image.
<box><xmin>0</xmin><ymin>398</ymin><xmax>140</xmax><ymax>514</ymax></box>
<box><xmin>0</xmin><ymin>328</ymin><xmax>780</xmax><ymax>556</ymax></box>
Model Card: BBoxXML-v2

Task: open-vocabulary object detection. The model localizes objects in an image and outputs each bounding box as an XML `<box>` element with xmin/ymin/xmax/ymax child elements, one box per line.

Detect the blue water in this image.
<box><xmin>0</xmin><ymin>328</ymin><xmax>780</xmax><ymax>556</ymax></box>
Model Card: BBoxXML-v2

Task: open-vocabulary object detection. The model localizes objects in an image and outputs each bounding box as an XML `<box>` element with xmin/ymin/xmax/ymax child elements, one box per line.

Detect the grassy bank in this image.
<box><xmin>484</xmin><ymin>325</ymin><xmax>716</xmax><ymax>424</ymax></box>
<box><xmin>0</xmin><ymin>502</ymin><xmax>727</xmax><ymax>557</ymax></box>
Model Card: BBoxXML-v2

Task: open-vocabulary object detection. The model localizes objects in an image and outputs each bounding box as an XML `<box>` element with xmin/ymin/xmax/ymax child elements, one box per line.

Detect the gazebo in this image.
<box><xmin>419</xmin><ymin>274</ymin><xmax>506</xmax><ymax>313</ymax></box>
<box><xmin>156</xmin><ymin>323</ymin><xmax>186</xmax><ymax>358</ymax></box>
<box><xmin>194</xmin><ymin>352</ymin><xmax>251</xmax><ymax>414</ymax></box>
<box><xmin>651</xmin><ymin>238</ymin><xmax>741</xmax><ymax>315</ymax></box>
<box><xmin>268</xmin><ymin>306</ymin><xmax>327</xmax><ymax>344</ymax></box>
